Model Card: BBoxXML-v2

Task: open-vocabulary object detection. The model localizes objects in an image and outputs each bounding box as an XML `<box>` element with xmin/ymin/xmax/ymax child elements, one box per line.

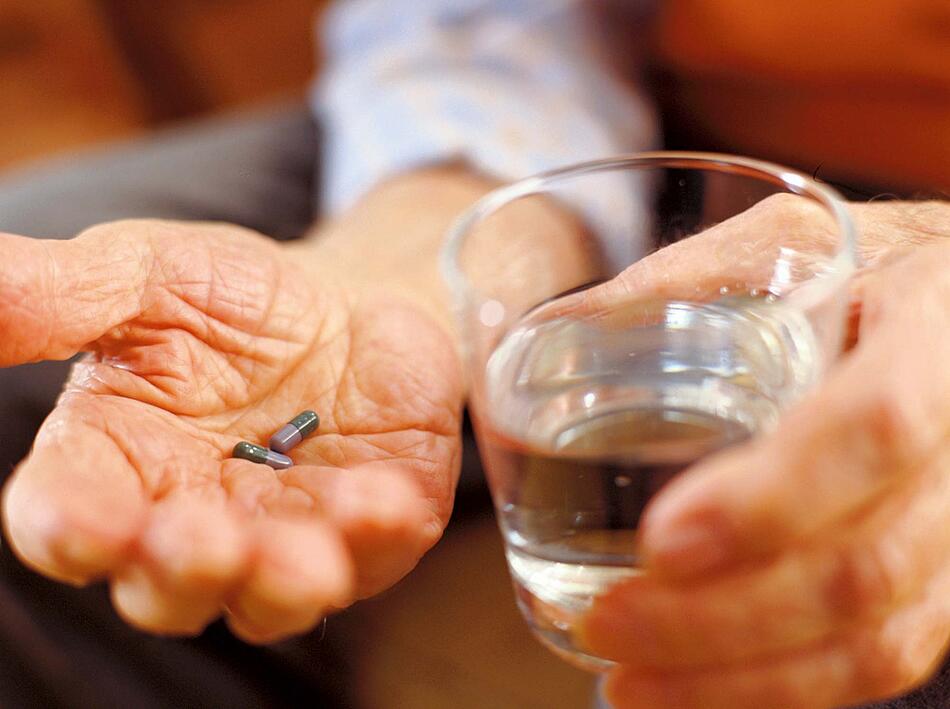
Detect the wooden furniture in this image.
<box><xmin>0</xmin><ymin>0</ymin><xmax>147</xmax><ymax>168</ymax></box>
<box><xmin>0</xmin><ymin>0</ymin><xmax>324</xmax><ymax>169</ymax></box>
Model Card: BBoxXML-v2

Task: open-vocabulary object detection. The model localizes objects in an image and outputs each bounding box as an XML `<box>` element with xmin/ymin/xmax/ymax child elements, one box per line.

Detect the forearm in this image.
<box><xmin>314</xmin><ymin>0</ymin><xmax>658</xmax><ymax>215</ymax></box>
<box><xmin>304</xmin><ymin>0</ymin><xmax>661</xmax><ymax>340</ymax></box>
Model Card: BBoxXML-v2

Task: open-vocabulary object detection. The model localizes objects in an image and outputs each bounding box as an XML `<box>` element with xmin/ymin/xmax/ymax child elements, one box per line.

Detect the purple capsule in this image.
<box><xmin>269</xmin><ymin>410</ymin><xmax>320</xmax><ymax>453</ymax></box>
<box><xmin>232</xmin><ymin>441</ymin><xmax>293</xmax><ymax>470</ymax></box>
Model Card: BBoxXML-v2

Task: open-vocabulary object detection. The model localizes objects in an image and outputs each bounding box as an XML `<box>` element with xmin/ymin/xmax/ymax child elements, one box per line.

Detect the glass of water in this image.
<box><xmin>441</xmin><ymin>152</ymin><xmax>856</xmax><ymax>670</ymax></box>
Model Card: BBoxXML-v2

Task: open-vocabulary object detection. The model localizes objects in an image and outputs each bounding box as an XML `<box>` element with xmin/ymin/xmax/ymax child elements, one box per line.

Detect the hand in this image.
<box><xmin>580</xmin><ymin>199</ymin><xmax>950</xmax><ymax>708</ymax></box>
<box><xmin>1</xmin><ymin>168</ymin><xmax>491</xmax><ymax>642</ymax></box>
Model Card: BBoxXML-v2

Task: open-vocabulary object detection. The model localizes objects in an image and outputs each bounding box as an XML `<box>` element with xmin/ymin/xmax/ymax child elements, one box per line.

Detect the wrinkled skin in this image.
<box><xmin>0</xmin><ymin>170</ymin><xmax>488</xmax><ymax>643</ymax></box>
<box><xmin>2</xmin><ymin>165</ymin><xmax>949</xmax><ymax>709</ymax></box>
<box><xmin>580</xmin><ymin>198</ymin><xmax>950</xmax><ymax>709</ymax></box>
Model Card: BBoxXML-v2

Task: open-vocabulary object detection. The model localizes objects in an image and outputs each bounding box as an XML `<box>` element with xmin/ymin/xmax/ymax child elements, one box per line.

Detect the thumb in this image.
<box><xmin>0</xmin><ymin>223</ymin><xmax>150</xmax><ymax>366</ymax></box>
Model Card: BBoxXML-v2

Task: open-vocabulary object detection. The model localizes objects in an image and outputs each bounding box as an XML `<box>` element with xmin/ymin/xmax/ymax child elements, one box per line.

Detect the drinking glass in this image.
<box><xmin>441</xmin><ymin>152</ymin><xmax>856</xmax><ymax>670</ymax></box>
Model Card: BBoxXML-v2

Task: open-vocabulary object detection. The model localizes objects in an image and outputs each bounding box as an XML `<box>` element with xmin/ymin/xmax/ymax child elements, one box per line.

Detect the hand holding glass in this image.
<box><xmin>442</xmin><ymin>153</ymin><xmax>856</xmax><ymax>670</ymax></box>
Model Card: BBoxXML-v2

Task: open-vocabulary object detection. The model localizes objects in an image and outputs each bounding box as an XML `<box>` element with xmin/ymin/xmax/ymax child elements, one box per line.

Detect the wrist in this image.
<box><xmin>286</xmin><ymin>166</ymin><xmax>498</xmax><ymax>343</ymax></box>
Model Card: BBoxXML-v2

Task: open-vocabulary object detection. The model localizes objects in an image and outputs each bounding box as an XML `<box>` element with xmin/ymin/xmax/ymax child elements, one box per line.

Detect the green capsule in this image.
<box><xmin>232</xmin><ymin>441</ymin><xmax>293</xmax><ymax>470</ymax></box>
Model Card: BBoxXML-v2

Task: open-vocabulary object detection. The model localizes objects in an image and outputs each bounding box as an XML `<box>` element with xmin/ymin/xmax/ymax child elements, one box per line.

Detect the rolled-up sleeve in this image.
<box><xmin>312</xmin><ymin>0</ymin><xmax>658</xmax><ymax>214</ymax></box>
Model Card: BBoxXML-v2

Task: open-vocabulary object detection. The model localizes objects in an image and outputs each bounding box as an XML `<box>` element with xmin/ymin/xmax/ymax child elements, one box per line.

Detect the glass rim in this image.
<box><xmin>441</xmin><ymin>150</ymin><xmax>858</xmax><ymax>307</ymax></box>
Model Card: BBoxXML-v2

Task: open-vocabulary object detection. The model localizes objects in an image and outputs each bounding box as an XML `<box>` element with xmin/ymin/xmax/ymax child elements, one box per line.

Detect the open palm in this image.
<box><xmin>1</xmin><ymin>219</ymin><xmax>462</xmax><ymax>642</ymax></box>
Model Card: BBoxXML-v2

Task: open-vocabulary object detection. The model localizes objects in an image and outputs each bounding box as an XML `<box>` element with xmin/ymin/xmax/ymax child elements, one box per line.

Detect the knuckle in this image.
<box><xmin>757</xmin><ymin>191</ymin><xmax>809</xmax><ymax>214</ymax></box>
<box><xmin>826</xmin><ymin>543</ymin><xmax>906</xmax><ymax>617</ymax></box>
<box><xmin>73</xmin><ymin>219</ymin><xmax>157</xmax><ymax>286</ymax></box>
<box><xmin>746</xmin><ymin>193</ymin><xmax>837</xmax><ymax>257</ymax></box>
<box><xmin>755</xmin><ymin>192</ymin><xmax>827</xmax><ymax>228</ymax></box>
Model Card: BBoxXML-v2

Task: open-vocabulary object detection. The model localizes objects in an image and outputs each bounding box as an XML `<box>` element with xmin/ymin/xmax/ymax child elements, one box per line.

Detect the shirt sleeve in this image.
<box><xmin>312</xmin><ymin>0</ymin><xmax>659</xmax><ymax>215</ymax></box>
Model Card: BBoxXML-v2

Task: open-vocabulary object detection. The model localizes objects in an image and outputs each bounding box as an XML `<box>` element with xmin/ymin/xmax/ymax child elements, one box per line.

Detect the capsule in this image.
<box><xmin>232</xmin><ymin>441</ymin><xmax>293</xmax><ymax>470</ymax></box>
<box><xmin>269</xmin><ymin>410</ymin><xmax>320</xmax><ymax>453</ymax></box>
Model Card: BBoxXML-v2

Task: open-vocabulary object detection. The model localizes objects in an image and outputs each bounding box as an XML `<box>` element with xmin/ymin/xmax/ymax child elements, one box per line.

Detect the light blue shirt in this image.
<box><xmin>312</xmin><ymin>0</ymin><xmax>658</xmax><ymax>214</ymax></box>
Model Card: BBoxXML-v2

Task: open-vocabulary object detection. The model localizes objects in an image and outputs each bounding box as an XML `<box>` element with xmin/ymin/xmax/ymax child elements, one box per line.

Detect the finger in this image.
<box><xmin>583</xmin><ymin>199</ymin><xmax>946</xmax><ymax>311</ymax></box>
<box><xmin>223</xmin><ymin>459</ymin><xmax>440</xmax><ymax>598</ymax></box>
<box><xmin>2</xmin><ymin>406</ymin><xmax>147</xmax><ymax>584</ymax></box>
<box><xmin>576</xmin><ymin>192</ymin><xmax>843</xmax><ymax>315</ymax></box>
<box><xmin>0</xmin><ymin>220</ymin><xmax>284</xmax><ymax>369</ymax></box>
<box><xmin>0</xmin><ymin>226</ymin><xmax>150</xmax><ymax>366</ymax></box>
<box><xmin>110</xmin><ymin>494</ymin><xmax>250</xmax><ymax>635</ymax></box>
<box><xmin>572</xmin><ymin>199</ymin><xmax>947</xmax><ymax>348</ymax></box>
<box><xmin>583</xmin><ymin>445</ymin><xmax>950</xmax><ymax>666</ymax></box>
<box><xmin>639</xmin><ymin>244</ymin><xmax>950</xmax><ymax>578</ymax></box>
<box><xmin>278</xmin><ymin>463</ymin><xmax>440</xmax><ymax>598</ymax></box>
<box><xmin>603</xmin><ymin>570</ymin><xmax>950</xmax><ymax>709</ymax></box>
<box><xmin>226</xmin><ymin>516</ymin><xmax>352</xmax><ymax>644</ymax></box>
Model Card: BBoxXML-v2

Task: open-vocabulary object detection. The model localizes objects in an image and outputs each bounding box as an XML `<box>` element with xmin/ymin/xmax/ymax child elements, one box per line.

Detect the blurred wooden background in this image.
<box><xmin>0</xmin><ymin>0</ymin><xmax>324</xmax><ymax>170</ymax></box>
<box><xmin>4</xmin><ymin>0</ymin><xmax>945</xmax><ymax>189</ymax></box>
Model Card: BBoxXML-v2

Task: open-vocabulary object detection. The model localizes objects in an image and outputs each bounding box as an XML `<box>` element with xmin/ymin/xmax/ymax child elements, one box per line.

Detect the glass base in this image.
<box><xmin>532</xmin><ymin>627</ymin><xmax>616</xmax><ymax>673</ymax></box>
<box><xmin>512</xmin><ymin>577</ymin><xmax>616</xmax><ymax>673</ymax></box>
